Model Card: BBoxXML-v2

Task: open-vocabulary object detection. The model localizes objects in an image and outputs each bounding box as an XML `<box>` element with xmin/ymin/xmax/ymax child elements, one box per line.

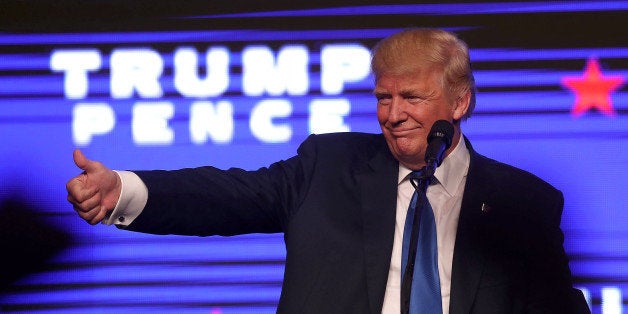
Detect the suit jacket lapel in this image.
<box><xmin>449</xmin><ymin>139</ymin><xmax>492</xmax><ymax>314</ymax></box>
<box><xmin>355</xmin><ymin>138</ymin><xmax>399</xmax><ymax>314</ymax></box>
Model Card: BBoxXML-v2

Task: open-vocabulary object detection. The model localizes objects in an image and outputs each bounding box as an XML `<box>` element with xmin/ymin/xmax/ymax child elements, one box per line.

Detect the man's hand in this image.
<box><xmin>66</xmin><ymin>149</ymin><xmax>121</xmax><ymax>225</ymax></box>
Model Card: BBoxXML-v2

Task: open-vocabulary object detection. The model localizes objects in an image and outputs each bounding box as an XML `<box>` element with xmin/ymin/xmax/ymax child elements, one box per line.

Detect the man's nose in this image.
<box><xmin>388</xmin><ymin>98</ymin><xmax>407</xmax><ymax>124</ymax></box>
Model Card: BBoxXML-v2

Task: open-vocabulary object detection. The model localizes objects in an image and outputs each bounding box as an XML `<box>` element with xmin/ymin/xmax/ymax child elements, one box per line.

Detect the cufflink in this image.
<box><xmin>117</xmin><ymin>216</ymin><xmax>125</xmax><ymax>223</ymax></box>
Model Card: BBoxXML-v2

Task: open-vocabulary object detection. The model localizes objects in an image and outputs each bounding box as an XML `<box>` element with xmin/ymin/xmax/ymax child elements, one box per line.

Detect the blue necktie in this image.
<box><xmin>401</xmin><ymin>170</ymin><xmax>442</xmax><ymax>314</ymax></box>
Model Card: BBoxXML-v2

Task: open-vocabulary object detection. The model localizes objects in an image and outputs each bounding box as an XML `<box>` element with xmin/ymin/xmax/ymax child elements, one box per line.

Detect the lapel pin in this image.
<box><xmin>481</xmin><ymin>202</ymin><xmax>492</xmax><ymax>213</ymax></box>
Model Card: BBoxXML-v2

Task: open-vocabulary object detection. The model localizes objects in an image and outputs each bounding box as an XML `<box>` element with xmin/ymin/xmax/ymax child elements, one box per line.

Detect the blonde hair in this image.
<box><xmin>371</xmin><ymin>28</ymin><xmax>476</xmax><ymax>119</ymax></box>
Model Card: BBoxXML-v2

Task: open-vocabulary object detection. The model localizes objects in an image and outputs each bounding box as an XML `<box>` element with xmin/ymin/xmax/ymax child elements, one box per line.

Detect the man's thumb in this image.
<box><xmin>73</xmin><ymin>149</ymin><xmax>95</xmax><ymax>172</ymax></box>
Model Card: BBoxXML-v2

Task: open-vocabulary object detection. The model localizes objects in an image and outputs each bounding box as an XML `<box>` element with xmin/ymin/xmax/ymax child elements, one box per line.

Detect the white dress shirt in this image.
<box><xmin>381</xmin><ymin>138</ymin><xmax>470</xmax><ymax>314</ymax></box>
<box><xmin>104</xmin><ymin>170</ymin><xmax>146</xmax><ymax>226</ymax></box>
<box><xmin>106</xmin><ymin>136</ymin><xmax>470</xmax><ymax>313</ymax></box>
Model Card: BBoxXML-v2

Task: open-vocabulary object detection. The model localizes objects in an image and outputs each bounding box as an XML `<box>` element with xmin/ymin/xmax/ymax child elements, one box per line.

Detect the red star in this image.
<box><xmin>561</xmin><ymin>58</ymin><xmax>624</xmax><ymax>117</ymax></box>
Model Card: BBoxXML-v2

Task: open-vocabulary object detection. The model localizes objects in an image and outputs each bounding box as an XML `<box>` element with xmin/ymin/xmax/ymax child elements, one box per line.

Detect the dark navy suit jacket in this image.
<box><xmin>127</xmin><ymin>132</ymin><xmax>589</xmax><ymax>313</ymax></box>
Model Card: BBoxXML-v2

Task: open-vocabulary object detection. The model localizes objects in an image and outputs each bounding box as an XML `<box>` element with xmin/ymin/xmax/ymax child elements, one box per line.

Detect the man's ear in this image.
<box><xmin>452</xmin><ymin>91</ymin><xmax>471</xmax><ymax>121</ymax></box>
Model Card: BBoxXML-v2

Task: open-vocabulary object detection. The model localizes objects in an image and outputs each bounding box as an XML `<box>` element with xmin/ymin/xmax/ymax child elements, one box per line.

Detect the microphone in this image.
<box><xmin>424</xmin><ymin>120</ymin><xmax>454</xmax><ymax>177</ymax></box>
<box><xmin>400</xmin><ymin>120</ymin><xmax>454</xmax><ymax>314</ymax></box>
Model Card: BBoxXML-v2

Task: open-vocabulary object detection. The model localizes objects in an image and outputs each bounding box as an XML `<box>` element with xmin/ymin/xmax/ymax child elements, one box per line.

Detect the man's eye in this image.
<box><xmin>377</xmin><ymin>98</ymin><xmax>392</xmax><ymax>105</ymax></box>
<box><xmin>376</xmin><ymin>94</ymin><xmax>391</xmax><ymax>103</ymax></box>
<box><xmin>407</xmin><ymin>96</ymin><xmax>425</xmax><ymax>104</ymax></box>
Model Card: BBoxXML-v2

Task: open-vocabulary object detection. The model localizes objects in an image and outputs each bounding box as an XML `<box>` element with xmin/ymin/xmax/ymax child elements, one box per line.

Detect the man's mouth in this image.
<box><xmin>389</xmin><ymin>125</ymin><xmax>420</xmax><ymax>137</ymax></box>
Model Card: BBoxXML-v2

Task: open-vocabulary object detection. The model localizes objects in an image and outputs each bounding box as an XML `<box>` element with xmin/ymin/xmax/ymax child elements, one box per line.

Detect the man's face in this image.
<box><xmin>375</xmin><ymin>69</ymin><xmax>463</xmax><ymax>170</ymax></box>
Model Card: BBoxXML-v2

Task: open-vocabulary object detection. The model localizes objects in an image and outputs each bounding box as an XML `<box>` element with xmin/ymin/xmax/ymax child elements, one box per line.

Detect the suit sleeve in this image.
<box><xmin>124</xmin><ymin>135</ymin><xmax>320</xmax><ymax>237</ymax></box>
<box><xmin>525</xmin><ymin>189</ymin><xmax>590</xmax><ymax>313</ymax></box>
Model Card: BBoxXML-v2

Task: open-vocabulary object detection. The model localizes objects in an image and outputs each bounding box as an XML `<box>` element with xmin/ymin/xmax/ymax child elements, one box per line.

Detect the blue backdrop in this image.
<box><xmin>1</xmin><ymin>1</ymin><xmax>626</xmax><ymax>313</ymax></box>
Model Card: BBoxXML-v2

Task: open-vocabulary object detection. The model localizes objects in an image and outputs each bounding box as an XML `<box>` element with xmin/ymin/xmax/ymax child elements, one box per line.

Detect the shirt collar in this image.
<box><xmin>397</xmin><ymin>135</ymin><xmax>470</xmax><ymax>196</ymax></box>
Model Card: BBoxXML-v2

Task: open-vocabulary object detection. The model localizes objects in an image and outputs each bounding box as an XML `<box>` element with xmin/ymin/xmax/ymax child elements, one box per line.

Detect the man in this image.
<box><xmin>67</xmin><ymin>28</ymin><xmax>589</xmax><ymax>313</ymax></box>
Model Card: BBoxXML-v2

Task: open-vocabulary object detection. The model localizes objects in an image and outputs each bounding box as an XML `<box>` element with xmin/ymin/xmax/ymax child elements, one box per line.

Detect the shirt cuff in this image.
<box><xmin>102</xmin><ymin>170</ymin><xmax>148</xmax><ymax>226</ymax></box>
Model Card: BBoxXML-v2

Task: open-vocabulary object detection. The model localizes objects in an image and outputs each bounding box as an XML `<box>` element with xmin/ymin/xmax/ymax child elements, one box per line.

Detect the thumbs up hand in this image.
<box><xmin>66</xmin><ymin>149</ymin><xmax>121</xmax><ymax>225</ymax></box>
